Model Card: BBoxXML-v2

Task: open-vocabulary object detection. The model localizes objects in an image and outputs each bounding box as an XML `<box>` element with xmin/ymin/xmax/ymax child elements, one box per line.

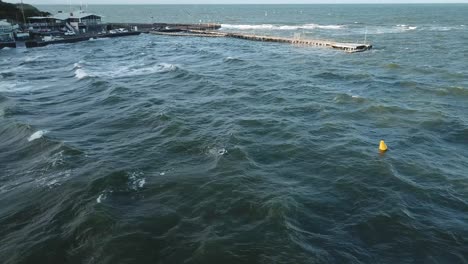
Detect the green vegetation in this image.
<box><xmin>0</xmin><ymin>0</ymin><xmax>50</xmax><ymax>23</ymax></box>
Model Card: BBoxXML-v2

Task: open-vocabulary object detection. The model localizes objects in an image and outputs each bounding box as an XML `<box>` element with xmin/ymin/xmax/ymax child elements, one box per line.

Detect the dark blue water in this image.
<box><xmin>1</xmin><ymin>4</ymin><xmax>467</xmax><ymax>264</ymax></box>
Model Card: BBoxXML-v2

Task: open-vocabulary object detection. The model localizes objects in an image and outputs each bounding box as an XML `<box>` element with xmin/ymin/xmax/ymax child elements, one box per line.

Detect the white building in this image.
<box><xmin>53</xmin><ymin>10</ymin><xmax>103</xmax><ymax>33</ymax></box>
<box><xmin>28</xmin><ymin>10</ymin><xmax>104</xmax><ymax>34</ymax></box>
<box><xmin>0</xmin><ymin>20</ymin><xmax>14</xmax><ymax>42</ymax></box>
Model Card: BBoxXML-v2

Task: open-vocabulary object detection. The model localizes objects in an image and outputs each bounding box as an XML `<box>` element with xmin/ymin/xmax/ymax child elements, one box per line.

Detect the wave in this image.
<box><xmin>89</xmin><ymin>37</ymin><xmax>110</xmax><ymax>42</ymax></box>
<box><xmin>75</xmin><ymin>68</ymin><xmax>91</xmax><ymax>80</ymax></box>
<box><xmin>223</xmin><ymin>56</ymin><xmax>244</xmax><ymax>63</ymax></box>
<box><xmin>91</xmin><ymin>62</ymin><xmax>179</xmax><ymax>78</ymax></box>
<box><xmin>396</xmin><ymin>24</ymin><xmax>418</xmax><ymax>30</ymax></box>
<box><xmin>221</xmin><ymin>23</ymin><xmax>344</xmax><ymax>31</ymax></box>
<box><xmin>436</xmin><ymin>86</ymin><xmax>468</xmax><ymax>97</ymax></box>
<box><xmin>334</xmin><ymin>93</ymin><xmax>367</xmax><ymax>104</ymax></box>
<box><xmin>0</xmin><ymin>71</ymin><xmax>15</xmax><ymax>78</ymax></box>
<box><xmin>28</xmin><ymin>130</ymin><xmax>47</xmax><ymax>142</ymax></box>
<box><xmin>426</xmin><ymin>25</ymin><xmax>466</xmax><ymax>32</ymax></box>
<box><xmin>365</xmin><ymin>25</ymin><xmax>418</xmax><ymax>35</ymax></box>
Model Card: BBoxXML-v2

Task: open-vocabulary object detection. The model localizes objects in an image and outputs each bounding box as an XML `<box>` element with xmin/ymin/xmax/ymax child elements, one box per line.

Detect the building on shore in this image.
<box><xmin>28</xmin><ymin>10</ymin><xmax>104</xmax><ymax>34</ymax></box>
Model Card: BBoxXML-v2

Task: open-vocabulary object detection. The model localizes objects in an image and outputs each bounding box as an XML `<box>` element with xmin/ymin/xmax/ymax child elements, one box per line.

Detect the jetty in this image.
<box><xmin>150</xmin><ymin>30</ymin><xmax>372</xmax><ymax>53</ymax></box>
<box><xmin>109</xmin><ymin>23</ymin><xmax>221</xmax><ymax>33</ymax></box>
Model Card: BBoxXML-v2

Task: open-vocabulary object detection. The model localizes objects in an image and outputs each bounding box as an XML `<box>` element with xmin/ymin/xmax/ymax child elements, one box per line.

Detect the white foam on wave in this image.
<box><xmin>36</xmin><ymin>169</ymin><xmax>72</xmax><ymax>188</ymax></box>
<box><xmin>75</xmin><ymin>68</ymin><xmax>89</xmax><ymax>79</ymax></box>
<box><xmin>99</xmin><ymin>63</ymin><xmax>178</xmax><ymax>78</ymax></box>
<box><xmin>25</xmin><ymin>55</ymin><xmax>42</xmax><ymax>62</ymax></box>
<box><xmin>96</xmin><ymin>190</ymin><xmax>113</xmax><ymax>203</ymax></box>
<box><xmin>128</xmin><ymin>172</ymin><xmax>146</xmax><ymax>190</ymax></box>
<box><xmin>221</xmin><ymin>23</ymin><xmax>344</xmax><ymax>31</ymax></box>
<box><xmin>157</xmin><ymin>63</ymin><xmax>177</xmax><ymax>73</ymax></box>
<box><xmin>365</xmin><ymin>25</ymin><xmax>418</xmax><ymax>35</ymax></box>
<box><xmin>396</xmin><ymin>24</ymin><xmax>418</xmax><ymax>30</ymax></box>
<box><xmin>426</xmin><ymin>25</ymin><xmax>466</xmax><ymax>32</ymax></box>
<box><xmin>28</xmin><ymin>130</ymin><xmax>47</xmax><ymax>142</ymax></box>
<box><xmin>89</xmin><ymin>37</ymin><xmax>109</xmax><ymax>41</ymax></box>
<box><xmin>97</xmin><ymin>193</ymin><xmax>105</xmax><ymax>203</ymax></box>
<box><xmin>208</xmin><ymin>147</ymin><xmax>228</xmax><ymax>157</ymax></box>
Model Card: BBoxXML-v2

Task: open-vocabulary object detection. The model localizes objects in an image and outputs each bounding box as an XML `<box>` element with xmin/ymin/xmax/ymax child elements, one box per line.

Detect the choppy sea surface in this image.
<box><xmin>1</xmin><ymin>4</ymin><xmax>468</xmax><ymax>264</ymax></box>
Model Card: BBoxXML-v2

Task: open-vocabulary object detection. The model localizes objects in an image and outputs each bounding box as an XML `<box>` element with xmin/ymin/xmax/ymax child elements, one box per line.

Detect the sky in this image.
<box><xmin>6</xmin><ymin>0</ymin><xmax>468</xmax><ymax>4</ymax></box>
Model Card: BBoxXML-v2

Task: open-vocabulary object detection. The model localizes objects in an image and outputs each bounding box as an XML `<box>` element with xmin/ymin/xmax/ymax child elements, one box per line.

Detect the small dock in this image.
<box><xmin>150</xmin><ymin>30</ymin><xmax>372</xmax><ymax>53</ymax></box>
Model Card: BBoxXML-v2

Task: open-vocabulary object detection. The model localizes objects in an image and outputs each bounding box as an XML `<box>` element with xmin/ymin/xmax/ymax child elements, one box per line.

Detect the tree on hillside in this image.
<box><xmin>0</xmin><ymin>0</ymin><xmax>50</xmax><ymax>23</ymax></box>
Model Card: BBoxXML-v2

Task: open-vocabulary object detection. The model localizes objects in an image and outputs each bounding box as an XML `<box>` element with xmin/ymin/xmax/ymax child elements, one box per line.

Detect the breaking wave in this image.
<box><xmin>221</xmin><ymin>23</ymin><xmax>344</xmax><ymax>31</ymax></box>
<box><xmin>75</xmin><ymin>68</ymin><xmax>90</xmax><ymax>80</ymax></box>
<box><xmin>28</xmin><ymin>130</ymin><xmax>47</xmax><ymax>142</ymax></box>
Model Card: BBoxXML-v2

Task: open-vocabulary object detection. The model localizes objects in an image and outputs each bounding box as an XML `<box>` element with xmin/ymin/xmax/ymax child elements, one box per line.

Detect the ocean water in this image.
<box><xmin>1</xmin><ymin>4</ymin><xmax>468</xmax><ymax>264</ymax></box>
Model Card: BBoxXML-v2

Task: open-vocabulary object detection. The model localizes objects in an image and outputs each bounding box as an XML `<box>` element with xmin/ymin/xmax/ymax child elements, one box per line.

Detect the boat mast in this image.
<box><xmin>20</xmin><ymin>0</ymin><xmax>26</xmax><ymax>25</ymax></box>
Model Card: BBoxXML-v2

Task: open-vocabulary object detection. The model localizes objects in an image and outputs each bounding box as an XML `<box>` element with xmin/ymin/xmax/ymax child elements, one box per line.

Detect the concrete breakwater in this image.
<box><xmin>109</xmin><ymin>23</ymin><xmax>221</xmax><ymax>33</ymax></box>
<box><xmin>150</xmin><ymin>29</ymin><xmax>373</xmax><ymax>53</ymax></box>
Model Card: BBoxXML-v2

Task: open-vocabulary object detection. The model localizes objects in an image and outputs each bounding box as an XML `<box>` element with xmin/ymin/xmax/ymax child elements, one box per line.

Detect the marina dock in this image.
<box><xmin>109</xmin><ymin>23</ymin><xmax>221</xmax><ymax>33</ymax></box>
<box><xmin>150</xmin><ymin>30</ymin><xmax>372</xmax><ymax>53</ymax></box>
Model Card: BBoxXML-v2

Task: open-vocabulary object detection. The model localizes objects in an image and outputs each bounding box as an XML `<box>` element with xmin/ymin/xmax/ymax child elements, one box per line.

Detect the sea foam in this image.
<box><xmin>28</xmin><ymin>130</ymin><xmax>47</xmax><ymax>142</ymax></box>
<box><xmin>221</xmin><ymin>23</ymin><xmax>344</xmax><ymax>31</ymax></box>
<box><xmin>75</xmin><ymin>69</ymin><xmax>89</xmax><ymax>79</ymax></box>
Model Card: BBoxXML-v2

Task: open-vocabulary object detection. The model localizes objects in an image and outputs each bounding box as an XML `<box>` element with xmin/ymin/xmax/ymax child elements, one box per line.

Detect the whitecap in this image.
<box><xmin>157</xmin><ymin>63</ymin><xmax>177</xmax><ymax>73</ymax></box>
<box><xmin>75</xmin><ymin>68</ymin><xmax>89</xmax><ymax>79</ymax></box>
<box><xmin>128</xmin><ymin>172</ymin><xmax>145</xmax><ymax>190</ymax></box>
<box><xmin>208</xmin><ymin>147</ymin><xmax>228</xmax><ymax>157</ymax></box>
<box><xmin>396</xmin><ymin>24</ymin><xmax>417</xmax><ymax>31</ymax></box>
<box><xmin>221</xmin><ymin>23</ymin><xmax>344</xmax><ymax>31</ymax></box>
<box><xmin>224</xmin><ymin>56</ymin><xmax>242</xmax><ymax>62</ymax></box>
<box><xmin>302</xmin><ymin>24</ymin><xmax>344</xmax><ymax>30</ymax></box>
<box><xmin>25</xmin><ymin>55</ymin><xmax>42</xmax><ymax>62</ymax></box>
<box><xmin>94</xmin><ymin>63</ymin><xmax>178</xmax><ymax>78</ymax></box>
<box><xmin>138</xmin><ymin>178</ymin><xmax>146</xmax><ymax>188</ymax></box>
<box><xmin>89</xmin><ymin>37</ymin><xmax>109</xmax><ymax>41</ymax></box>
<box><xmin>28</xmin><ymin>130</ymin><xmax>47</xmax><ymax>142</ymax></box>
<box><xmin>97</xmin><ymin>193</ymin><xmax>105</xmax><ymax>203</ymax></box>
<box><xmin>37</xmin><ymin>169</ymin><xmax>72</xmax><ymax>188</ymax></box>
<box><xmin>218</xmin><ymin>148</ymin><xmax>227</xmax><ymax>155</ymax></box>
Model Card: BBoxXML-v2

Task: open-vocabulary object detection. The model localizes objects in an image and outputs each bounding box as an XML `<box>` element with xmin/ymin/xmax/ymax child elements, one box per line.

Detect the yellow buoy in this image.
<box><xmin>379</xmin><ymin>140</ymin><xmax>388</xmax><ymax>152</ymax></box>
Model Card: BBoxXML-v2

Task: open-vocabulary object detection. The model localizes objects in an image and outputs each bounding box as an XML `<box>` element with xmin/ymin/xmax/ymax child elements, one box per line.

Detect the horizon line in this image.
<box><xmin>34</xmin><ymin>2</ymin><xmax>468</xmax><ymax>4</ymax></box>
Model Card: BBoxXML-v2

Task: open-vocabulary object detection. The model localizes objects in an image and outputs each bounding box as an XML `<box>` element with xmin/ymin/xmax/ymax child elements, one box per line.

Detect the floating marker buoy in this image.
<box><xmin>379</xmin><ymin>140</ymin><xmax>388</xmax><ymax>152</ymax></box>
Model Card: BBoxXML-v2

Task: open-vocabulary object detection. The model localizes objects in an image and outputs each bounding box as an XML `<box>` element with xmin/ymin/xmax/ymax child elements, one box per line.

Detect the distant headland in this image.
<box><xmin>0</xmin><ymin>1</ymin><xmax>50</xmax><ymax>23</ymax></box>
